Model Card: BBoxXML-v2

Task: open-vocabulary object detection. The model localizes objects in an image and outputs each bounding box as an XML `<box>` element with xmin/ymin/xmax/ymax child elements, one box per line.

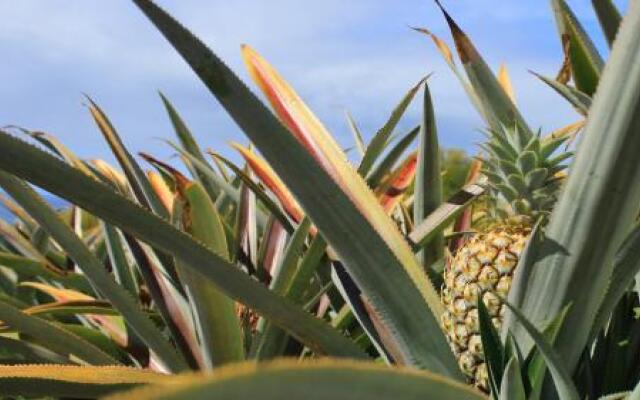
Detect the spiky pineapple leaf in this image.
<box><xmin>159</xmin><ymin>92</ymin><xmax>221</xmax><ymax>200</ymax></box>
<box><xmin>509</xmin><ymin>5</ymin><xmax>640</xmax><ymax>379</ymax></box>
<box><xmin>0</xmin><ymin>297</ymin><xmax>118</xmax><ymax>365</ymax></box>
<box><xmin>524</xmin><ymin>305</ymin><xmax>571</xmax><ymax>400</ymax></box>
<box><xmin>414</xmin><ymin>83</ymin><xmax>444</xmax><ymax>270</ymax></box>
<box><xmin>359</xmin><ymin>77</ymin><xmax>426</xmax><ymax>176</ymax></box>
<box><xmin>434</xmin><ymin>1</ymin><xmax>532</xmax><ymax>134</ymax></box>
<box><xmin>104</xmin><ymin>359</ymin><xmax>486</xmax><ymax>400</ymax></box>
<box><xmin>0</xmin><ymin>252</ymin><xmax>86</xmax><ymax>287</ymax></box>
<box><xmin>551</xmin><ymin>0</ymin><xmax>604</xmax><ymax>96</ymax></box>
<box><xmin>23</xmin><ymin>299</ymin><xmax>119</xmax><ymax>317</ymax></box>
<box><xmin>0</xmin><ymin>365</ymin><xmax>168</xmax><ymax>399</ymax></box>
<box><xmin>411</xmin><ymin>27</ymin><xmax>486</xmax><ymax>120</ymax></box>
<box><xmin>377</xmin><ymin>152</ymin><xmax>417</xmax><ymax>214</ymax></box>
<box><xmin>165</xmin><ymin>141</ymin><xmax>240</xmax><ymax>205</ymax></box>
<box><xmin>58</xmin><ymin>323</ymin><xmax>128</xmax><ymax>362</ymax></box>
<box><xmin>531</xmin><ymin>72</ymin><xmax>591</xmax><ymax>116</ymax></box>
<box><xmin>0</xmin><ymin>171</ymin><xmax>189</xmax><ymax>372</ymax></box>
<box><xmin>132</xmin><ymin>0</ymin><xmax>458</xmax><ymax>376</ymax></box>
<box><xmin>589</xmin><ymin>224</ymin><xmax>640</xmax><ymax>341</ymax></box>
<box><xmin>409</xmin><ymin>182</ymin><xmax>485</xmax><ymax>248</ymax></box>
<box><xmin>103</xmin><ymin>223</ymin><xmax>139</xmax><ymax>298</ymax></box>
<box><xmin>366</xmin><ymin>126</ymin><xmax>419</xmax><ymax>188</ymax></box>
<box><xmin>498</xmin><ymin>357</ymin><xmax>526</xmax><ymax>400</ymax></box>
<box><xmin>229</xmin><ymin>143</ymin><xmax>304</xmax><ymax>225</ymax></box>
<box><xmin>20</xmin><ymin>128</ymin><xmax>94</xmax><ymax>175</ymax></box>
<box><xmin>210</xmin><ymin>150</ymin><xmax>291</xmax><ymax>232</ymax></box>
<box><xmin>345</xmin><ymin>111</ymin><xmax>366</xmax><ymax>158</ymax></box>
<box><xmin>497</xmin><ymin>64</ymin><xmax>516</xmax><ymax>105</ymax></box>
<box><xmin>0</xmin><ymin>336</ymin><xmax>69</xmax><ymax>364</ymax></box>
<box><xmin>331</xmin><ymin>262</ymin><xmax>392</xmax><ymax>362</ymax></box>
<box><xmin>477</xmin><ymin>297</ymin><xmax>505</xmax><ymax>394</ymax></box>
<box><xmin>86</xmin><ymin>97</ymin><xmax>168</xmax><ymax>218</ymax></box>
<box><xmin>254</xmin><ymin>218</ymin><xmax>312</xmax><ymax>360</ymax></box>
<box><xmin>176</xmin><ymin>179</ymin><xmax>245</xmax><ymax>367</ymax></box>
<box><xmin>502</xmin><ymin>222</ymin><xmax>541</xmax><ymax>338</ymax></box>
<box><xmin>503</xmin><ymin>301</ymin><xmax>579</xmax><ymax>400</ymax></box>
<box><xmin>0</xmin><ymin>131</ymin><xmax>365</xmax><ymax>360</ymax></box>
<box><xmin>592</xmin><ymin>0</ymin><xmax>622</xmax><ymax>47</ymax></box>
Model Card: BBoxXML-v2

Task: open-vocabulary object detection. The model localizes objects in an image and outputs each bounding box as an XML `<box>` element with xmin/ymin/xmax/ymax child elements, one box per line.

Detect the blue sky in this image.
<box><xmin>0</xmin><ymin>0</ymin><xmax>629</xmax><ymax>168</ymax></box>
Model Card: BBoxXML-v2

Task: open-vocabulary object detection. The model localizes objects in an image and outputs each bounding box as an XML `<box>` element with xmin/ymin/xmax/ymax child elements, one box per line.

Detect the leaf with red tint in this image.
<box><xmin>378</xmin><ymin>153</ymin><xmax>418</xmax><ymax>215</ymax></box>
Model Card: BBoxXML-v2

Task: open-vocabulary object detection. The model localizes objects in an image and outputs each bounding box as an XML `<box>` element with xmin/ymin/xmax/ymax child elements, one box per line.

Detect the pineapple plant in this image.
<box><xmin>441</xmin><ymin>124</ymin><xmax>570</xmax><ymax>390</ymax></box>
<box><xmin>0</xmin><ymin>0</ymin><xmax>638</xmax><ymax>399</ymax></box>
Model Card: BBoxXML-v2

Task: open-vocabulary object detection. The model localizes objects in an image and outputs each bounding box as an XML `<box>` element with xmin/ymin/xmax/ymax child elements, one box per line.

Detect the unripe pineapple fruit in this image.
<box><xmin>441</xmin><ymin>124</ymin><xmax>572</xmax><ymax>390</ymax></box>
<box><xmin>442</xmin><ymin>227</ymin><xmax>529</xmax><ymax>390</ymax></box>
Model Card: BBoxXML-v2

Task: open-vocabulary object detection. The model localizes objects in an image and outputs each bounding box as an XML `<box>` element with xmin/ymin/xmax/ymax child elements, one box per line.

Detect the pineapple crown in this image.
<box><xmin>479</xmin><ymin>124</ymin><xmax>573</xmax><ymax>222</ymax></box>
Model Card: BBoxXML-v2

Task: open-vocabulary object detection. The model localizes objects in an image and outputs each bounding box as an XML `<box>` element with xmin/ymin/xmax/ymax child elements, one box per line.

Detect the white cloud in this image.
<box><xmin>0</xmin><ymin>0</ymin><xmax>622</xmax><ymax>166</ymax></box>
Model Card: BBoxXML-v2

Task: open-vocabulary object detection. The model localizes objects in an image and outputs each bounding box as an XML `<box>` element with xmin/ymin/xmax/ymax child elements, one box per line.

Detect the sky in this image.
<box><xmin>0</xmin><ymin>0</ymin><xmax>630</xmax><ymax>170</ymax></box>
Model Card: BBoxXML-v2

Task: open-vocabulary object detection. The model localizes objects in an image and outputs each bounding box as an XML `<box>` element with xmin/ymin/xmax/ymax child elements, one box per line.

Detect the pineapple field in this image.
<box><xmin>0</xmin><ymin>0</ymin><xmax>639</xmax><ymax>399</ymax></box>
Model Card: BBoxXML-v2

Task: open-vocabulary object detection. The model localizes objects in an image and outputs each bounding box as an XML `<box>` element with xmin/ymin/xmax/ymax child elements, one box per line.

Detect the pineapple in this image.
<box><xmin>441</xmin><ymin>124</ymin><xmax>571</xmax><ymax>390</ymax></box>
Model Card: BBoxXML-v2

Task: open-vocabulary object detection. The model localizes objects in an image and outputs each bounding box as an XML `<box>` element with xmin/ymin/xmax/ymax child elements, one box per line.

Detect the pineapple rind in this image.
<box><xmin>441</xmin><ymin>227</ymin><xmax>529</xmax><ymax>390</ymax></box>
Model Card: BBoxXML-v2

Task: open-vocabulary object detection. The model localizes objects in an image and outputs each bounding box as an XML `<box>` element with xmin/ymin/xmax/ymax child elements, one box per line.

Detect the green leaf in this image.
<box><xmin>21</xmin><ymin>128</ymin><xmax>94</xmax><ymax>175</ymax></box>
<box><xmin>592</xmin><ymin>0</ymin><xmax>622</xmax><ymax>47</ymax></box>
<box><xmin>408</xmin><ymin>182</ymin><xmax>485</xmax><ymax>248</ymax></box>
<box><xmin>0</xmin><ymin>172</ymin><xmax>189</xmax><ymax>372</ymax></box>
<box><xmin>101</xmin><ymin>224</ymin><xmax>145</xmax><ymax>359</ymax></box>
<box><xmin>177</xmin><ymin>180</ymin><xmax>245</xmax><ymax>367</ymax></box>
<box><xmin>24</xmin><ymin>299</ymin><xmax>119</xmax><ymax>317</ymax></box>
<box><xmin>551</xmin><ymin>0</ymin><xmax>604</xmax><ymax>96</ymax></box>
<box><xmin>413</xmin><ymin>83</ymin><xmax>444</xmax><ymax>271</ymax></box>
<box><xmin>345</xmin><ymin>111</ymin><xmax>366</xmax><ymax>158</ymax></box>
<box><xmin>104</xmin><ymin>359</ymin><xmax>486</xmax><ymax>400</ymax></box>
<box><xmin>86</xmin><ymin>97</ymin><xmax>168</xmax><ymax>219</ymax></box>
<box><xmin>0</xmin><ymin>192</ymin><xmax>37</xmax><ymax>230</ymax></box>
<box><xmin>121</xmin><ymin>235</ymin><xmax>200</xmax><ymax>369</ymax></box>
<box><xmin>532</xmin><ymin>72</ymin><xmax>591</xmax><ymax>116</ymax></box>
<box><xmin>496</xmin><ymin>184</ymin><xmax>518</xmax><ymax>203</ymax></box>
<box><xmin>87</xmin><ymin>97</ymin><xmax>184</xmax><ymax>296</ymax></box>
<box><xmin>0</xmin><ymin>131</ymin><xmax>365</xmax><ymax>360</ymax></box>
<box><xmin>510</xmin><ymin>4</ymin><xmax>640</xmax><ymax>376</ymax></box>
<box><xmin>132</xmin><ymin>0</ymin><xmax>458</xmax><ymax>377</ymax></box>
<box><xmin>166</xmin><ymin>141</ymin><xmax>240</xmax><ymax>206</ymax></box>
<box><xmin>0</xmin><ymin>218</ymin><xmax>50</xmax><ymax>261</ymax></box>
<box><xmin>211</xmin><ymin>151</ymin><xmax>291</xmax><ymax>233</ymax></box>
<box><xmin>477</xmin><ymin>297</ymin><xmax>504</xmax><ymax>394</ymax></box>
<box><xmin>524</xmin><ymin>306</ymin><xmax>570</xmax><ymax>399</ymax></box>
<box><xmin>284</xmin><ymin>234</ymin><xmax>328</xmax><ymax>304</ymax></box>
<box><xmin>589</xmin><ymin>224</ymin><xmax>640</xmax><ymax>341</ymax></box>
<box><xmin>0</xmin><ymin>365</ymin><xmax>168</xmax><ymax>399</ymax></box>
<box><xmin>331</xmin><ymin>262</ymin><xmax>391</xmax><ymax>362</ymax></box>
<box><xmin>59</xmin><ymin>323</ymin><xmax>128</xmax><ymax>363</ymax></box>
<box><xmin>507</xmin><ymin>174</ymin><xmax>528</xmax><ymax>196</ymax></box>
<box><xmin>366</xmin><ymin>126</ymin><xmax>419</xmax><ymax>188</ymax></box>
<box><xmin>254</xmin><ymin>218</ymin><xmax>312</xmax><ymax>360</ymax></box>
<box><xmin>0</xmin><ymin>297</ymin><xmax>118</xmax><ymax>365</ymax></box>
<box><xmin>504</xmin><ymin>301</ymin><xmax>579</xmax><ymax>400</ymax></box>
<box><xmin>498</xmin><ymin>357</ymin><xmax>526</xmax><ymax>400</ymax></box>
<box><xmin>103</xmin><ymin>223</ymin><xmax>139</xmax><ymax>298</ymax></box>
<box><xmin>524</xmin><ymin>168</ymin><xmax>549</xmax><ymax>189</ymax></box>
<box><xmin>411</xmin><ymin>27</ymin><xmax>487</xmax><ymax>121</ymax></box>
<box><xmin>0</xmin><ymin>251</ymin><xmax>87</xmax><ymax>290</ymax></box>
<box><xmin>498</xmin><ymin>159</ymin><xmax>520</xmax><ymax>177</ymax></box>
<box><xmin>358</xmin><ymin>78</ymin><xmax>426</xmax><ymax>176</ymax></box>
<box><xmin>0</xmin><ymin>336</ymin><xmax>69</xmax><ymax>364</ymax></box>
<box><xmin>159</xmin><ymin>92</ymin><xmax>222</xmax><ymax>200</ymax></box>
<box><xmin>516</xmin><ymin>151</ymin><xmax>538</xmax><ymax>175</ymax></box>
<box><xmin>435</xmin><ymin>2</ymin><xmax>532</xmax><ymax>134</ymax></box>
